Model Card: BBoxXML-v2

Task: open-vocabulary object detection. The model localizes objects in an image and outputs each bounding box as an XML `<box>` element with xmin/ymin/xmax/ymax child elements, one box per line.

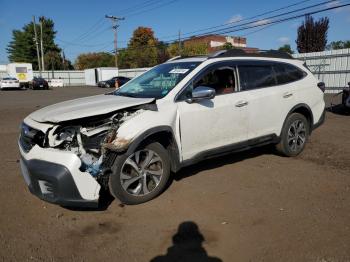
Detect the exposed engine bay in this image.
<box><xmin>45</xmin><ymin>109</ymin><xmax>145</xmax><ymax>188</ymax></box>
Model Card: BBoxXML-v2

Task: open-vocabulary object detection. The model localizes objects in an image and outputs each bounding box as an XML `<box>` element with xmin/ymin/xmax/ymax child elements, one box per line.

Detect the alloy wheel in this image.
<box><xmin>287</xmin><ymin>120</ymin><xmax>306</xmax><ymax>152</ymax></box>
<box><xmin>120</xmin><ymin>149</ymin><xmax>163</xmax><ymax>196</ymax></box>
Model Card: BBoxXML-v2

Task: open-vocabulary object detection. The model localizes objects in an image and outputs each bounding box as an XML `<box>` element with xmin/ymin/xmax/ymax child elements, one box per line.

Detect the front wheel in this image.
<box><xmin>109</xmin><ymin>142</ymin><xmax>170</xmax><ymax>205</ymax></box>
<box><xmin>276</xmin><ymin>113</ymin><xmax>309</xmax><ymax>157</ymax></box>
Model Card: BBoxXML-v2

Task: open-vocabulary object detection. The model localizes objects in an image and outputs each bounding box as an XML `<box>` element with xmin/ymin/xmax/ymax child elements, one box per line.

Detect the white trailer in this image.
<box><xmin>84</xmin><ymin>67</ymin><xmax>118</xmax><ymax>86</ymax></box>
<box><xmin>6</xmin><ymin>63</ymin><xmax>33</xmax><ymax>87</ymax></box>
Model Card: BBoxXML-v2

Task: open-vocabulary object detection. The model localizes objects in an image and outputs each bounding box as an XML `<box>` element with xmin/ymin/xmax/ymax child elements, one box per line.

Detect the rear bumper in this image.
<box><xmin>312</xmin><ymin>108</ymin><xmax>325</xmax><ymax>131</ymax></box>
<box><xmin>19</xmin><ymin>142</ymin><xmax>100</xmax><ymax>208</ymax></box>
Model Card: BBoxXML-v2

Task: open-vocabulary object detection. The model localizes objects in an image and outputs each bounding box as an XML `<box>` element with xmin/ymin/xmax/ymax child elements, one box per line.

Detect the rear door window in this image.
<box><xmin>238</xmin><ymin>65</ymin><xmax>276</xmax><ymax>91</ymax></box>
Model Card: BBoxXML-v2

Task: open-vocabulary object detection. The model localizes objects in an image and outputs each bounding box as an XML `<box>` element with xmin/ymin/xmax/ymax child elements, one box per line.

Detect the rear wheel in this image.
<box><xmin>276</xmin><ymin>113</ymin><xmax>309</xmax><ymax>157</ymax></box>
<box><xmin>109</xmin><ymin>142</ymin><xmax>170</xmax><ymax>205</ymax></box>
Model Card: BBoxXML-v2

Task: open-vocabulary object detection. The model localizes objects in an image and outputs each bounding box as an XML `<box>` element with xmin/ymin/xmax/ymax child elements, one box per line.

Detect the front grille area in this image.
<box><xmin>19</xmin><ymin>123</ymin><xmax>45</xmax><ymax>152</ymax></box>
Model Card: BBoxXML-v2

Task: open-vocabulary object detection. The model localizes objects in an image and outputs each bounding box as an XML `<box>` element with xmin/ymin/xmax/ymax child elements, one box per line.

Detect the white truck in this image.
<box><xmin>84</xmin><ymin>67</ymin><xmax>118</xmax><ymax>86</ymax></box>
<box><xmin>6</xmin><ymin>63</ymin><xmax>33</xmax><ymax>88</ymax></box>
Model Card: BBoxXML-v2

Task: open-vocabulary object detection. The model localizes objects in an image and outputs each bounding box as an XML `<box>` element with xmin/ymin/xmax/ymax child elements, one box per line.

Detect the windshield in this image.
<box><xmin>114</xmin><ymin>62</ymin><xmax>201</xmax><ymax>99</ymax></box>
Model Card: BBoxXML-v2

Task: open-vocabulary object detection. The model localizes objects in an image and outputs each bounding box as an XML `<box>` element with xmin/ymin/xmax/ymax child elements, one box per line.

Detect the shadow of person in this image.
<box><xmin>150</xmin><ymin>221</ymin><xmax>222</xmax><ymax>262</ymax></box>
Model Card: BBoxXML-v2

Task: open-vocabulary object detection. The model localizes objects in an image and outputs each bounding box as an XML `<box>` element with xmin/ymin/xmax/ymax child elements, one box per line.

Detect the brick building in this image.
<box><xmin>183</xmin><ymin>34</ymin><xmax>258</xmax><ymax>53</ymax></box>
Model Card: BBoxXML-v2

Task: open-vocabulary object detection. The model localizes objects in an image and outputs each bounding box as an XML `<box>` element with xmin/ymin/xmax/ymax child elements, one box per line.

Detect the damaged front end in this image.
<box><xmin>19</xmin><ymin>102</ymin><xmax>154</xmax><ymax>207</ymax></box>
<box><xmin>45</xmin><ymin>109</ymin><xmax>144</xmax><ymax>185</ymax></box>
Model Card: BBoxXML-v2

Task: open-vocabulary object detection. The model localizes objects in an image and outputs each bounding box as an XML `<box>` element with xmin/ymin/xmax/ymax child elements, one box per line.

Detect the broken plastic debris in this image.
<box><xmin>102</xmin><ymin>137</ymin><xmax>131</xmax><ymax>152</ymax></box>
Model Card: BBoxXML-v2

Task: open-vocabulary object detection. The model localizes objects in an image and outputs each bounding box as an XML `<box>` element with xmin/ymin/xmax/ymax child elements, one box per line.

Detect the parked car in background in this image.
<box><xmin>0</xmin><ymin>77</ymin><xmax>20</xmax><ymax>90</ymax></box>
<box><xmin>30</xmin><ymin>77</ymin><xmax>49</xmax><ymax>90</ymax></box>
<box><xmin>98</xmin><ymin>76</ymin><xmax>131</xmax><ymax>88</ymax></box>
<box><xmin>342</xmin><ymin>82</ymin><xmax>350</xmax><ymax>109</ymax></box>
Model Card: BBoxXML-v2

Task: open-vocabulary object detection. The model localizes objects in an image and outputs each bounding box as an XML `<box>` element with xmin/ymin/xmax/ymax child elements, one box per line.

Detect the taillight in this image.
<box><xmin>317</xmin><ymin>82</ymin><xmax>325</xmax><ymax>93</ymax></box>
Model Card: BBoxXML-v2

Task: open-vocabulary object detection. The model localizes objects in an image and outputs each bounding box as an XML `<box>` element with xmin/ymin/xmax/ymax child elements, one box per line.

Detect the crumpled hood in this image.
<box><xmin>29</xmin><ymin>94</ymin><xmax>155</xmax><ymax>123</ymax></box>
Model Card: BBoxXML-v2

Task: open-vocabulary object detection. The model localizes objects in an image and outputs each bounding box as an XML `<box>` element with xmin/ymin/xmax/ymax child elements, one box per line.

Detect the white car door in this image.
<box><xmin>176</xmin><ymin>62</ymin><xmax>249</xmax><ymax>161</ymax></box>
<box><xmin>237</xmin><ymin>62</ymin><xmax>296</xmax><ymax>139</ymax></box>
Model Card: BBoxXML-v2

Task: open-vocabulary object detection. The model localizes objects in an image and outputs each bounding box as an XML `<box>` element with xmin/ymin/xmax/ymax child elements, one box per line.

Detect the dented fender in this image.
<box><xmin>108</xmin><ymin>103</ymin><xmax>183</xmax><ymax>163</ymax></box>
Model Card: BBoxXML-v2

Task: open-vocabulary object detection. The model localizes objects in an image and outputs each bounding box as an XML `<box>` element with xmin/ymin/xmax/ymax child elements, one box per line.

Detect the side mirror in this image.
<box><xmin>186</xmin><ymin>86</ymin><xmax>216</xmax><ymax>104</ymax></box>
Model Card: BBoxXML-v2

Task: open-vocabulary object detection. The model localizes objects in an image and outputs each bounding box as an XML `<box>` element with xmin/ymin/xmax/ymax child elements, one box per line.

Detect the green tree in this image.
<box><xmin>296</xmin><ymin>15</ymin><xmax>329</xmax><ymax>53</ymax></box>
<box><xmin>167</xmin><ymin>43</ymin><xmax>180</xmax><ymax>58</ymax></box>
<box><xmin>182</xmin><ymin>42</ymin><xmax>208</xmax><ymax>56</ymax></box>
<box><xmin>157</xmin><ymin>41</ymin><xmax>170</xmax><ymax>64</ymax></box>
<box><xmin>278</xmin><ymin>44</ymin><xmax>294</xmax><ymax>54</ymax></box>
<box><xmin>167</xmin><ymin>42</ymin><xmax>208</xmax><ymax>58</ymax></box>
<box><xmin>222</xmin><ymin>42</ymin><xmax>233</xmax><ymax>50</ymax></box>
<box><xmin>74</xmin><ymin>52</ymin><xmax>115</xmax><ymax>70</ymax></box>
<box><xmin>326</xmin><ymin>40</ymin><xmax>350</xmax><ymax>50</ymax></box>
<box><xmin>119</xmin><ymin>27</ymin><xmax>159</xmax><ymax>68</ymax></box>
<box><xmin>6</xmin><ymin>17</ymin><xmax>69</xmax><ymax>70</ymax></box>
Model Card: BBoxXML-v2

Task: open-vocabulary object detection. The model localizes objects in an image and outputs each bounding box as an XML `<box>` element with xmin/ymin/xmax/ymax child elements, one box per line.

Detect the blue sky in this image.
<box><xmin>1</xmin><ymin>0</ymin><xmax>350</xmax><ymax>63</ymax></box>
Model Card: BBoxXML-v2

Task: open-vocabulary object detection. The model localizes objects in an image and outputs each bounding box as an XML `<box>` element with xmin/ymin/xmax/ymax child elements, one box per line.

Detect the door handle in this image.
<box><xmin>283</xmin><ymin>92</ymin><xmax>293</xmax><ymax>98</ymax></box>
<box><xmin>235</xmin><ymin>101</ymin><xmax>248</xmax><ymax>107</ymax></box>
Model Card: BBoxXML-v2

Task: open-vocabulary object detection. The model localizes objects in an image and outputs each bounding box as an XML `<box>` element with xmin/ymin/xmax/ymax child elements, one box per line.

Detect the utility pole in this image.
<box><xmin>178</xmin><ymin>29</ymin><xmax>181</xmax><ymax>56</ymax></box>
<box><xmin>61</xmin><ymin>50</ymin><xmax>66</xmax><ymax>70</ymax></box>
<box><xmin>105</xmin><ymin>15</ymin><xmax>125</xmax><ymax>68</ymax></box>
<box><xmin>39</xmin><ymin>19</ymin><xmax>45</xmax><ymax>71</ymax></box>
<box><xmin>32</xmin><ymin>16</ymin><xmax>41</xmax><ymax>73</ymax></box>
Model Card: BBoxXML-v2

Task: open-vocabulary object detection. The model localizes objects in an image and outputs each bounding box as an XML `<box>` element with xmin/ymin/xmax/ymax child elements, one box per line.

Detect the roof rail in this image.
<box><xmin>209</xmin><ymin>49</ymin><xmax>294</xmax><ymax>60</ymax></box>
<box><xmin>166</xmin><ymin>55</ymin><xmax>208</xmax><ymax>62</ymax></box>
<box><xmin>167</xmin><ymin>56</ymin><xmax>182</xmax><ymax>62</ymax></box>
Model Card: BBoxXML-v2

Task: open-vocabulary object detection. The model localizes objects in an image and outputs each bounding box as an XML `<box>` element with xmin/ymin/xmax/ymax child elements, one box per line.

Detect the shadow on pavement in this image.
<box><xmin>175</xmin><ymin>144</ymin><xmax>275</xmax><ymax>181</ymax></box>
<box><xmin>62</xmin><ymin>188</ymin><xmax>115</xmax><ymax>212</ymax></box>
<box><xmin>150</xmin><ymin>221</ymin><xmax>222</xmax><ymax>262</ymax></box>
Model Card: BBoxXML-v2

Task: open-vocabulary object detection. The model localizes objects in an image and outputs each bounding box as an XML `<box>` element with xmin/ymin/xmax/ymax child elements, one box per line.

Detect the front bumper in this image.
<box><xmin>1</xmin><ymin>84</ymin><xmax>20</xmax><ymax>89</ymax></box>
<box><xmin>19</xmin><ymin>142</ymin><xmax>101</xmax><ymax>208</ymax></box>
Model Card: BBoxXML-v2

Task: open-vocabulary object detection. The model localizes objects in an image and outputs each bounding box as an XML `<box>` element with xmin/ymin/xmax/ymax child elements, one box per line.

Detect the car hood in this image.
<box><xmin>29</xmin><ymin>94</ymin><xmax>155</xmax><ymax>123</ymax></box>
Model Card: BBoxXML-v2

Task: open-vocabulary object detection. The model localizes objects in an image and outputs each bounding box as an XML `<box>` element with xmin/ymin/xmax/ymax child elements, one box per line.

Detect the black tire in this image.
<box><xmin>109</xmin><ymin>142</ymin><xmax>170</xmax><ymax>205</ymax></box>
<box><xmin>276</xmin><ymin>113</ymin><xmax>309</xmax><ymax>157</ymax></box>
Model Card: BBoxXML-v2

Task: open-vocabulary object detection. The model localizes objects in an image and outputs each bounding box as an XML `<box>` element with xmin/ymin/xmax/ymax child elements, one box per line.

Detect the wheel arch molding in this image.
<box><xmin>281</xmin><ymin>103</ymin><xmax>314</xmax><ymax>136</ymax></box>
<box><xmin>126</xmin><ymin>126</ymin><xmax>181</xmax><ymax>173</ymax></box>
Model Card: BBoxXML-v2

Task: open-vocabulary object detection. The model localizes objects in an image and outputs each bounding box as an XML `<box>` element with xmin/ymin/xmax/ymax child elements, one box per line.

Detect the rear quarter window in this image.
<box><xmin>273</xmin><ymin>63</ymin><xmax>307</xmax><ymax>85</ymax></box>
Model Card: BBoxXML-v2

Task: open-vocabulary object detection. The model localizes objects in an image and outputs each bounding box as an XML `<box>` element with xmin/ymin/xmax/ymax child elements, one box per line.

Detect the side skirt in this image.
<box><xmin>180</xmin><ymin>134</ymin><xmax>279</xmax><ymax>169</ymax></box>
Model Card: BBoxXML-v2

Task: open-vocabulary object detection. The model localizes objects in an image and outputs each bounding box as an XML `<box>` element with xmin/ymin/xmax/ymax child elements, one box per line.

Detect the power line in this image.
<box><xmin>158</xmin><ymin>0</ymin><xmax>332</xmax><ymax>40</ymax></box>
<box><xmin>116</xmin><ymin>0</ymin><xmax>166</xmax><ymax>15</ymax></box>
<box><xmin>206</xmin><ymin>2</ymin><xmax>350</xmax><ymax>37</ymax></box>
<box><xmin>125</xmin><ymin>0</ymin><xmax>180</xmax><ymax>18</ymax></box>
<box><xmin>56</xmin><ymin>39</ymin><xmax>114</xmax><ymax>47</ymax></box>
<box><xmin>109</xmin><ymin>2</ymin><xmax>350</xmax><ymax>53</ymax></box>
<box><xmin>174</xmin><ymin>0</ymin><xmax>340</xmax><ymax>41</ymax></box>
<box><xmin>59</xmin><ymin>18</ymin><xmax>107</xmax><ymax>48</ymax></box>
<box><xmin>69</xmin><ymin>18</ymin><xmax>105</xmax><ymax>41</ymax></box>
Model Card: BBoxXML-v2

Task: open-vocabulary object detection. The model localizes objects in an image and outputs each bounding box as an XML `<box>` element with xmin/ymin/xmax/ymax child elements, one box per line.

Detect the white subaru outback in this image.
<box><xmin>19</xmin><ymin>49</ymin><xmax>325</xmax><ymax>207</ymax></box>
